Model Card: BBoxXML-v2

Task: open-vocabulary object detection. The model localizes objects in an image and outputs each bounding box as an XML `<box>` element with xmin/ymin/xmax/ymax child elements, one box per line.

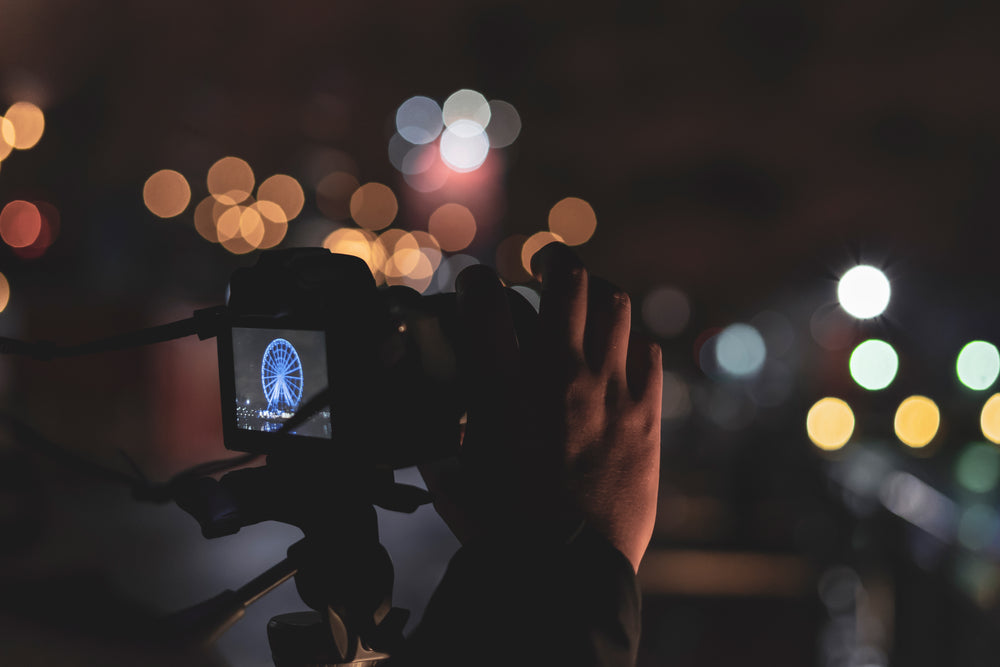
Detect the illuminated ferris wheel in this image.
<box><xmin>261</xmin><ymin>338</ymin><xmax>303</xmax><ymax>414</ymax></box>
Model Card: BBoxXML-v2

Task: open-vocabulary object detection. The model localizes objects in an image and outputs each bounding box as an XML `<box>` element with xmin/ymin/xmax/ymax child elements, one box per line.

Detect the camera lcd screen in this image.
<box><xmin>231</xmin><ymin>327</ymin><xmax>332</xmax><ymax>439</ymax></box>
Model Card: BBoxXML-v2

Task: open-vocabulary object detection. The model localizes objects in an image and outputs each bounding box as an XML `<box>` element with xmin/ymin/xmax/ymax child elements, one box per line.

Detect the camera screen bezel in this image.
<box><xmin>218</xmin><ymin>315</ymin><xmax>334</xmax><ymax>453</ymax></box>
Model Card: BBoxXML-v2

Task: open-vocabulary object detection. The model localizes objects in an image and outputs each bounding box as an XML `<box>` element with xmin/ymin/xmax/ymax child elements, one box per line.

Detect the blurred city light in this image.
<box><xmin>193</xmin><ymin>196</ymin><xmax>221</xmax><ymax>242</ymax></box>
<box><xmin>980</xmin><ymin>394</ymin><xmax>1000</xmax><ymax>444</ymax></box>
<box><xmin>838</xmin><ymin>265</ymin><xmax>891</xmax><ymax>319</ymax></box>
<box><xmin>715</xmin><ymin>323</ymin><xmax>766</xmax><ymax>377</ymax></box>
<box><xmin>323</xmin><ymin>228</ymin><xmax>381</xmax><ymax>278</ymax></box>
<box><xmin>486</xmin><ymin>100</ymin><xmax>521</xmax><ymax>148</ymax></box>
<box><xmin>511</xmin><ymin>285</ymin><xmax>541</xmax><ymax>312</ymax></box>
<box><xmin>442</xmin><ymin>89</ymin><xmax>491</xmax><ymax>129</ymax></box>
<box><xmin>0</xmin><ymin>200</ymin><xmax>41</xmax><ymax>248</ymax></box>
<box><xmin>439</xmin><ymin>120</ymin><xmax>490</xmax><ymax>172</ymax></box>
<box><xmin>257</xmin><ymin>174</ymin><xmax>304</xmax><ymax>221</ymax></box>
<box><xmin>0</xmin><ymin>118</ymin><xmax>14</xmax><ymax>161</ymax></box>
<box><xmin>957</xmin><ymin>341</ymin><xmax>1000</xmax><ymax>391</ymax></box>
<box><xmin>878</xmin><ymin>471</ymin><xmax>956</xmax><ymax>542</ymax></box>
<box><xmin>143</xmin><ymin>169</ymin><xmax>191</xmax><ymax>219</ymax></box>
<box><xmin>350</xmin><ymin>183</ymin><xmax>397</xmax><ymax>231</ymax></box>
<box><xmin>520</xmin><ymin>231</ymin><xmax>564</xmax><ymax>275</ymax></box>
<box><xmin>958</xmin><ymin>504</ymin><xmax>999</xmax><ymax>552</ymax></box>
<box><xmin>0</xmin><ymin>272</ymin><xmax>10</xmax><ymax>313</ymax></box>
<box><xmin>894</xmin><ymin>396</ymin><xmax>940</xmax><ymax>449</ymax></box>
<box><xmin>547</xmin><ymin>197</ymin><xmax>597</xmax><ymax>246</ymax></box>
<box><xmin>433</xmin><ymin>253</ymin><xmax>479</xmax><ymax>293</ymax></box>
<box><xmin>396</xmin><ymin>96</ymin><xmax>443</xmax><ymax>145</ymax></box>
<box><xmin>661</xmin><ymin>371</ymin><xmax>692</xmax><ymax>421</ymax></box>
<box><xmin>208</xmin><ymin>157</ymin><xmax>255</xmax><ymax>206</ymax></box>
<box><xmin>410</xmin><ymin>230</ymin><xmax>443</xmax><ymax>273</ymax></box>
<box><xmin>428</xmin><ymin>203</ymin><xmax>476</xmax><ymax>252</ymax></box>
<box><xmin>316</xmin><ymin>171</ymin><xmax>360</xmax><ymax>220</ymax></box>
<box><xmin>2</xmin><ymin>101</ymin><xmax>45</xmax><ymax>149</ymax></box>
<box><xmin>849</xmin><ymin>339</ymin><xmax>899</xmax><ymax>391</ymax></box>
<box><xmin>807</xmin><ymin>397</ymin><xmax>855</xmax><ymax>451</ymax></box>
<box><xmin>955</xmin><ymin>442</ymin><xmax>1000</xmax><ymax>494</ymax></box>
<box><xmin>642</xmin><ymin>286</ymin><xmax>691</xmax><ymax>338</ymax></box>
<box><xmin>13</xmin><ymin>200</ymin><xmax>59</xmax><ymax>259</ymax></box>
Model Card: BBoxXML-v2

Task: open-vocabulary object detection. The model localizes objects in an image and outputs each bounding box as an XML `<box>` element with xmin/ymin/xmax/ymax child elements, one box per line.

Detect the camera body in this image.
<box><xmin>216</xmin><ymin>248</ymin><xmax>466</xmax><ymax>469</ymax></box>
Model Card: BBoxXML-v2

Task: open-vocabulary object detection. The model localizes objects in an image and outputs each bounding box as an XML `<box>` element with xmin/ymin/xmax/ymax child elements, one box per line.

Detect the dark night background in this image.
<box><xmin>2</xmin><ymin>1</ymin><xmax>1000</xmax><ymax>665</ymax></box>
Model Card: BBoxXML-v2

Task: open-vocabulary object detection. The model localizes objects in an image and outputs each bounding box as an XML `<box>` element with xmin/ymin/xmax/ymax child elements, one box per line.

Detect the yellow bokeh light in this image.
<box><xmin>193</xmin><ymin>196</ymin><xmax>222</xmax><ymax>242</ymax></box>
<box><xmin>376</xmin><ymin>229</ymin><xmax>420</xmax><ymax>278</ymax></box>
<box><xmin>350</xmin><ymin>182</ymin><xmax>398</xmax><ymax>231</ymax></box>
<box><xmin>410</xmin><ymin>230</ymin><xmax>443</xmax><ymax>272</ymax></box>
<box><xmin>521</xmin><ymin>231</ymin><xmax>565</xmax><ymax>275</ymax></box>
<box><xmin>216</xmin><ymin>205</ymin><xmax>244</xmax><ymax>242</ymax></box>
<box><xmin>894</xmin><ymin>395</ymin><xmax>940</xmax><ymax>448</ymax></box>
<box><xmin>548</xmin><ymin>197</ymin><xmax>597</xmax><ymax>246</ymax></box>
<box><xmin>428</xmin><ymin>203</ymin><xmax>477</xmax><ymax>252</ymax></box>
<box><xmin>386</xmin><ymin>252</ymin><xmax>435</xmax><ymax>293</ymax></box>
<box><xmin>3</xmin><ymin>102</ymin><xmax>45</xmax><ymax>150</ymax></box>
<box><xmin>981</xmin><ymin>394</ymin><xmax>1000</xmax><ymax>444</ymax></box>
<box><xmin>143</xmin><ymin>169</ymin><xmax>191</xmax><ymax>218</ymax></box>
<box><xmin>497</xmin><ymin>234</ymin><xmax>530</xmax><ymax>283</ymax></box>
<box><xmin>0</xmin><ymin>118</ymin><xmax>13</xmax><ymax>161</ymax></box>
<box><xmin>239</xmin><ymin>207</ymin><xmax>266</xmax><ymax>248</ymax></box>
<box><xmin>250</xmin><ymin>200</ymin><xmax>288</xmax><ymax>249</ymax></box>
<box><xmin>806</xmin><ymin>397</ymin><xmax>855</xmax><ymax>451</ymax></box>
<box><xmin>0</xmin><ymin>200</ymin><xmax>42</xmax><ymax>248</ymax></box>
<box><xmin>0</xmin><ymin>272</ymin><xmax>10</xmax><ymax>313</ymax></box>
<box><xmin>316</xmin><ymin>171</ymin><xmax>360</xmax><ymax>220</ymax></box>
<box><xmin>258</xmin><ymin>174</ymin><xmax>304</xmax><ymax>221</ymax></box>
<box><xmin>207</xmin><ymin>157</ymin><xmax>255</xmax><ymax>206</ymax></box>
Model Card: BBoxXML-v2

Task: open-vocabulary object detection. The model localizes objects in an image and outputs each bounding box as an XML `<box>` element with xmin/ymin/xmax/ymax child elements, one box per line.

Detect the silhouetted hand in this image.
<box><xmin>421</xmin><ymin>242</ymin><xmax>661</xmax><ymax>572</ymax></box>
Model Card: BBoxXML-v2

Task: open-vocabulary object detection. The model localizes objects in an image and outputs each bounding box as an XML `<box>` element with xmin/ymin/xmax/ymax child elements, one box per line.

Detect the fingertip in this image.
<box><xmin>529</xmin><ymin>241</ymin><xmax>581</xmax><ymax>282</ymax></box>
<box><xmin>455</xmin><ymin>263</ymin><xmax>502</xmax><ymax>296</ymax></box>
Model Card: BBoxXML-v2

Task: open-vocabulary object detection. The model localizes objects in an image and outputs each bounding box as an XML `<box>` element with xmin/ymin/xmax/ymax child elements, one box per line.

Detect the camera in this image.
<box><xmin>216</xmin><ymin>247</ymin><xmax>534</xmax><ymax>469</ymax></box>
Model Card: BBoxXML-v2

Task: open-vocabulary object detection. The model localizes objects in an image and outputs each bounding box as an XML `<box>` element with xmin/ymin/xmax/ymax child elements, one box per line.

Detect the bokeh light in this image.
<box><xmin>350</xmin><ymin>182</ymin><xmax>397</xmax><ymax>231</ymax></box>
<box><xmin>520</xmin><ymin>231</ymin><xmax>565</xmax><ymax>275</ymax></box>
<box><xmin>958</xmin><ymin>504</ymin><xmax>999</xmax><ymax>552</ymax></box>
<box><xmin>661</xmin><ymin>371</ymin><xmax>692</xmax><ymax>421</ymax></box>
<box><xmin>396</xmin><ymin>96</ymin><xmax>443</xmax><ymax>145</ymax></box>
<box><xmin>249</xmin><ymin>200</ymin><xmax>288</xmax><ymax>249</ymax></box>
<box><xmin>207</xmin><ymin>157</ymin><xmax>254</xmax><ymax>206</ymax></box>
<box><xmin>143</xmin><ymin>169</ymin><xmax>191</xmax><ymax>218</ymax></box>
<box><xmin>316</xmin><ymin>171</ymin><xmax>360</xmax><ymax>220</ymax></box>
<box><xmin>434</xmin><ymin>254</ymin><xmax>480</xmax><ymax>293</ymax></box>
<box><xmin>894</xmin><ymin>396</ymin><xmax>940</xmax><ymax>449</ymax></box>
<box><xmin>440</xmin><ymin>120</ymin><xmax>490</xmax><ymax>172</ymax></box>
<box><xmin>0</xmin><ymin>272</ymin><xmax>10</xmax><ymax>313</ymax></box>
<box><xmin>980</xmin><ymin>394</ymin><xmax>1000</xmax><ymax>444</ymax></box>
<box><xmin>442</xmin><ymin>89</ymin><xmax>491</xmax><ymax>129</ymax></box>
<box><xmin>511</xmin><ymin>285</ymin><xmax>541</xmax><ymax>312</ymax></box>
<box><xmin>715</xmin><ymin>323</ymin><xmax>766</xmax><ymax>377</ymax></box>
<box><xmin>957</xmin><ymin>341</ymin><xmax>1000</xmax><ymax>391</ymax></box>
<box><xmin>410</xmin><ymin>230</ymin><xmax>443</xmax><ymax>272</ymax></box>
<box><xmin>547</xmin><ymin>197</ymin><xmax>597</xmax><ymax>246</ymax></box>
<box><xmin>428</xmin><ymin>203</ymin><xmax>477</xmax><ymax>252</ymax></box>
<box><xmin>806</xmin><ymin>397</ymin><xmax>855</xmax><ymax>451</ymax></box>
<box><xmin>257</xmin><ymin>174</ymin><xmax>304</xmax><ymax>221</ymax></box>
<box><xmin>2</xmin><ymin>101</ymin><xmax>45</xmax><ymax>149</ymax></box>
<box><xmin>194</xmin><ymin>196</ymin><xmax>222</xmax><ymax>242</ymax></box>
<box><xmin>956</xmin><ymin>442</ymin><xmax>1000</xmax><ymax>494</ymax></box>
<box><xmin>838</xmin><ymin>265</ymin><xmax>891</xmax><ymax>319</ymax></box>
<box><xmin>849</xmin><ymin>339</ymin><xmax>899</xmax><ymax>390</ymax></box>
<box><xmin>642</xmin><ymin>286</ymin><xmax>691</xmax><ymax>337</ymax></box>
<box><xmin>378</xmin><ymin>230</ymin><xmax>421</xmax><ymax>278</ymax></box>
<box><xmin>0</xmin><ymin>200</ymin><xmax>41</xmax><ymax>248</ymax></box>
<box><xmin>486</xmin><ymin>100</ymin><xmax>522</xmax><ymax>148</ymax></box>
<box><xmin>0</xmin><ymin>118</ymin><xmax>13</xmax><ymax>161</ymax></box>
<box><xmin>14</xmin><ymin>200</ymin><xmax>60</xmax><ymax>259</ymax></box>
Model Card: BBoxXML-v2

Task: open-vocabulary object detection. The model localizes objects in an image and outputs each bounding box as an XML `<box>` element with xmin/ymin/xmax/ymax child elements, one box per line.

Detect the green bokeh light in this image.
<box><xmin>849</xmin><ymin>339</ymin><xmax>898</xmax><ymax>390</ymax></box>
<box><xmin>956</xmin><ymin>442</ymin><xmax>1000</xmax><ymax>494</ymax></box>
<box><xmin>957</xmin><ymin>341</ymin><xmax>1000</xmax><ymax>391</ymax></box>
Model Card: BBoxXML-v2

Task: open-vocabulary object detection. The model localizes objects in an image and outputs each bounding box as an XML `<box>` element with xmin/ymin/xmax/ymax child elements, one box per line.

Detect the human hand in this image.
<box><xmin>420</xmin><ymin>243</ymin><xmax>661</xmax><ymax>572</ymax></box>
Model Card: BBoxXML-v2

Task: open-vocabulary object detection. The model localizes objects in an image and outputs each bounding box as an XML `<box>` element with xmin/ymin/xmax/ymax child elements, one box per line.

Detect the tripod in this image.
<box><xmin>167</xmin><ymin>452</ymin><xmax>431</xmax><ymax>666</ymax></box>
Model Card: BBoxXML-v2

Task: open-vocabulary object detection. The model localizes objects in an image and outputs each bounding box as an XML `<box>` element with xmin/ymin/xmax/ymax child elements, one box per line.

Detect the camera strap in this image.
<box><xmin>0</xmin><ymin>305</ymin><xmax>228</xmax><ymax>360</ymax></box>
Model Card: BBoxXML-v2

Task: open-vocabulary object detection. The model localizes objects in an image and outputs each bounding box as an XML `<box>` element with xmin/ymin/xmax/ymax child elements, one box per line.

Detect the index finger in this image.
<box><xmin>530</xmin><ymin>242</ymin><xmax>588</xmax><ymax>360</ymax></box>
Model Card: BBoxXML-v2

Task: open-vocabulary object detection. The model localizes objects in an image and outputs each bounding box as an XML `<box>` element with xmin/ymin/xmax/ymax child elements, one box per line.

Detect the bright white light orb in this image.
<box><xmin>440</xmin><ymin>120</ymin><xmax>490</xmax><ymax>172</ymax></box>
<box><xmin>957</xmin><ymin>341</ymin><xmax>1000</xmax><ymax>391</ymax></box>
<box><xmin>837</xmin><ymin>265</ymin><xmax>890</xmax><ymax>319</ymax></box>
<box><xmin>396</xmin><ymin>96</ymin><xmax>443</xmax><ymax>145</ymax></box>
<box><xmin>849</xmin><ymin>339</ymin><xmax>898</xmax><ymax>390</ymax></box>
<box><xmin>442</xmin><ymin>89</ymin><xmax>491</xmax><ymax>129</ymax></box>
<box><xmin>715</xmin><ymin>323</ymin><xmax>766</xmax><ymax>377</ymax></box>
